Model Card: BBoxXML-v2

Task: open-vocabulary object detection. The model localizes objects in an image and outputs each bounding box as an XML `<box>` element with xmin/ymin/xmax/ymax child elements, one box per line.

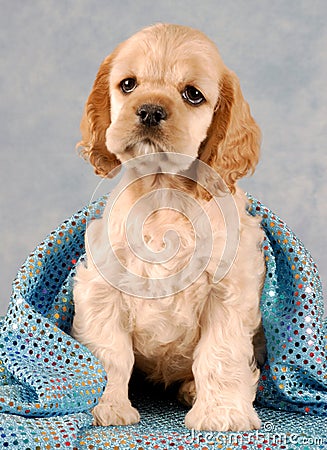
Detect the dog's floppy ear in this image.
<box><xmin>78</xmin><ymin>54</ymin><xmax>121</xmax><ymax>177</ymax></box>
<box><xmin>199</xmin><ymin>70</ymin><xmax>261</xmax><ymax>193</ymax></box>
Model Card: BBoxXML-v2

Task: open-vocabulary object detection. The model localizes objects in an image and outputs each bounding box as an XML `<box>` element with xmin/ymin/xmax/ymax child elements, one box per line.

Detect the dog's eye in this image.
<box><xmin>182</xmin><ymin>86</ymin><xmax>206</xmax><ymax>106</ymax></box>
<box><xmin>120</xmin><ymin>78</ymin><xmax>137</xmax><ymax>94</ymax></box>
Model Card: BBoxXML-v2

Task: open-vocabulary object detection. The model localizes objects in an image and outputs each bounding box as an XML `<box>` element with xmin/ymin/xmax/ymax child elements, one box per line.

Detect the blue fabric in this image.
<box><xmin>0</xmin><ymin>195</ymin><xmax>326</xmax><ymax>449</ymax></box>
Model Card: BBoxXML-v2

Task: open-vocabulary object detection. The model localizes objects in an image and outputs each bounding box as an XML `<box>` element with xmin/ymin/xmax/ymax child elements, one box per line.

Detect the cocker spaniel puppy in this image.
<box><xmin>72</xmin><ymin>23</ymin><xmax>266</xmax><ymax>431</ymax></box>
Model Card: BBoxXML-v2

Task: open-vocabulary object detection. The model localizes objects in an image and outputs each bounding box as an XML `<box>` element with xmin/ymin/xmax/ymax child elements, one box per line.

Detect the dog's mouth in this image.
<box><xmin>125</xmin><ymin>136</ymin><xmax>168</xmax><ymax>156</ymax></box>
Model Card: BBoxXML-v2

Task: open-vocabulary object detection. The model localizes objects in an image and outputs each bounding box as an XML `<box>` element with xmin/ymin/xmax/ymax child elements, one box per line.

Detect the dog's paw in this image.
<box><xmin>178</xmin><ymin>379</ymin><xmax>196</xmax><ymax>406</ymax></box>
<box><xmin>92</xmin><ymin>401</ymin><xmax>140</xmax><ymax>426</ymax></box>
<box><xmin>185</xmin><ymin>401</ymin><xmax>261</xmax><ymax>431</ymax></box>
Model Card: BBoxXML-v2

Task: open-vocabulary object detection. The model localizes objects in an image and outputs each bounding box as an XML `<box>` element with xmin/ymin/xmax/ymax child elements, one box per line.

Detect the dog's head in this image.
<box><xmin>79</xmin><ymin>23</ymin><xmax>260</xmax><ymax>192</ymax></box>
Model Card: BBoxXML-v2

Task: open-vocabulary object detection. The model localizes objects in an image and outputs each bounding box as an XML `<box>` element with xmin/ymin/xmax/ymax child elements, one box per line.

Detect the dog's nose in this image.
<box><xmin>137</xmin><ymin>104</ymin><xmax>167</xmax><ymax>127</ymax></box>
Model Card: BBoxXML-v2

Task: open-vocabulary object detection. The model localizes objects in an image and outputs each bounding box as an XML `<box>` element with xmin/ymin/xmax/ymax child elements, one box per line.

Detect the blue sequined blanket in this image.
<box><xmin>0</xmin><ymin>195</ymin><xmax>326</xmax><ymax>450</ymax></box>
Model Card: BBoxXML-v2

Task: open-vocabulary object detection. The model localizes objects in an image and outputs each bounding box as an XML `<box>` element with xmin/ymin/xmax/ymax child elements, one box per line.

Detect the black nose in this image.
<box><xmin>136</xmin><ymin>104</ymin><xmax>167</xmax><ymax>127</ymax></box>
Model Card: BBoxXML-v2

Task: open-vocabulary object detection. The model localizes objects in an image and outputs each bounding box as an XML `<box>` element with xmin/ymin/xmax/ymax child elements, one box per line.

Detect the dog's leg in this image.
<box><xmin>72</xmin><ymin>267</ymin><xmax>140</xmax><ymax>426</ymax></box>
<box><xmin>90</xmin><ymin>328</ymin><xmax>140</xmax><ymax>426</ymax></box>
<box><xmin>185</xmin><ymin>284</ymin><xmax>262</xmax><ymax>431</ymax></box>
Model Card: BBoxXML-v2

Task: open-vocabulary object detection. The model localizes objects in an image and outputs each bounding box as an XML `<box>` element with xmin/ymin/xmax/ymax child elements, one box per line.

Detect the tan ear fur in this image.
<box><xmin>78</xmin><ymin>54</ymin><xmax>121</xmax><ymax>177</ymax></box>
<box><xmin>199</xmin><ymin>70</ymin><xmax>261</xmax><ymax>193</ymax></box>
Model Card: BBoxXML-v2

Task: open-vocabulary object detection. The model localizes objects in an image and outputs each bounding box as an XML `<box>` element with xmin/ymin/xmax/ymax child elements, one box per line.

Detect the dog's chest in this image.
<box><xmin>101</xmin><ymin>193</ymin><xmax>226</xmax><ymax>381</ymax></box>
<box><xmin>110</xmin><ymin>205</ymin><xmax>201</xmax><ymax>280</ymax></box>
<box><xmin>116</xmin><ymin>208</ymin><xmax>212</xmax><ymax>370</ymax></box>
<box><xmin>128</xmin><ymin>277</ymin><xmax>210</xmax><ymax>382</ymax></box>
<box><xmin>130</xmin><ymin>272</ymin><xmax>209</xmax><ymax>339</ymax></box>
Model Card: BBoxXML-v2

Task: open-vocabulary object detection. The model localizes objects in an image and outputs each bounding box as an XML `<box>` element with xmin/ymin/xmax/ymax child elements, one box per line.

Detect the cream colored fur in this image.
<box><xmin>71</xmin><ymin>23</ymin><xmax>266</xmax><ymax>431</ymax></box>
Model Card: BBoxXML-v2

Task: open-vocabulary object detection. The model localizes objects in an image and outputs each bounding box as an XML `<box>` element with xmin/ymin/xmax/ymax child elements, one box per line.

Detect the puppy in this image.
<box><xmin>72</xmin><ymin>23</ymin><xmax>266</xmax><ymax>431</ymax></box>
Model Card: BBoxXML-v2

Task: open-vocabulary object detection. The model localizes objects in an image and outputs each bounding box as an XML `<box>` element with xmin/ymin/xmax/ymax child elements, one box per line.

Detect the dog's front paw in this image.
<box><xmin>185</xmin><ymin>401</ymin><xmax>261</xmax><ymax>431</ymax></box>
<box><xmin>92</xmin><ymin>401</ymin><xmax>140</xmax><ymax>426</ymax></box>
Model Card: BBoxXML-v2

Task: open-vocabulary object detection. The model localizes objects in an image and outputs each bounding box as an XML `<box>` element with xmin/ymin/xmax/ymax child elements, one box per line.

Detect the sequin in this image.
<box><xmin>249</xmin><ymin>195</ymin><xmax>327</xmax><ymax>424</ymax></box>
<box><xmin>0</xmin><ymin>195</ymin><xmax>326</xmax><ymax>449</ymax></box>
